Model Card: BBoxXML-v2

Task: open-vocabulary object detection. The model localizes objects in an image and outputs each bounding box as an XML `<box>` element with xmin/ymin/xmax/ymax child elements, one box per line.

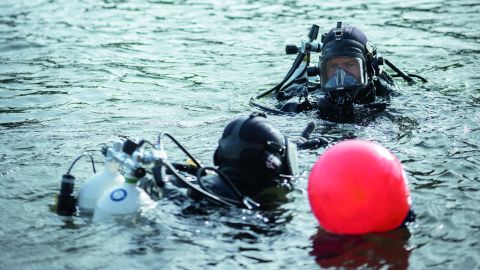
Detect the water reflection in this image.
<box><xmin>310</xmin><ymin>228</ymin><xmax>412</xmax><ymax>269</ymax></box>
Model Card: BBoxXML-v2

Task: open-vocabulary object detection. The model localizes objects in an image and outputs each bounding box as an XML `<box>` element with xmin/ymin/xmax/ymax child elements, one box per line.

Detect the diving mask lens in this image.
<box><xmin>321</xmin><ymin>57</ymin><xmax>365</xmax><ymax>89</ymax></box>
<box><xmin>284</xmin><ymin>138</ymin><xmax>299</xmax><ymax>176</ymax></box>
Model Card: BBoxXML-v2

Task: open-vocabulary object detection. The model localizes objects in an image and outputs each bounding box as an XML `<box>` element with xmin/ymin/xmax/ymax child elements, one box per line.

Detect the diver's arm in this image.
<box><xmin>375</xmin><ymin>71</ymin><xmax>397</xmax><ymax>97</ymax></box>
<box><xmin>278</xmin><ymin>81</ymin><xmax>316</xmax><ymax>113</ymax></box>
<box><xmin>280</xmin><ymin>101</ymin><xmax>309</xmax><ymax>113</ymax></box>
<box><xmin>297</xmin><ymin>137</ymin><xmax>329</xmax><ymax>150</ymax></box>
<box><xmin>279</xmin><ymin>96</ymin><xmax>316</xmax><ymax>113</ymax></box>
<box><xmin>290</xmin><ymin>121</ymin><xmax>329</xmax><ymax>150</ymax></box>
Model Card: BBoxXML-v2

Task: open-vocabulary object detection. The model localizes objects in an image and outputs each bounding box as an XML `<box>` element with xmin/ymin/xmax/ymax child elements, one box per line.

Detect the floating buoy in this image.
<box><xmin>308</xmin><ymin>140</ymin><xmax>411</xmax><ymax>234</ymax></box>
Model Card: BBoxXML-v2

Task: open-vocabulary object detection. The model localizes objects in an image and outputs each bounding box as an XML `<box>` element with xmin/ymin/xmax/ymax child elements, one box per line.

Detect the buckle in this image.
<box><xmin>334</xmin><ymin>29</ymin><xmax>343</xmax><ymax>40</ymax></box>
<box><xmin>335</xmin><ymin>21</ymin><xmax>343</xmax><ymax>40</ymax></box>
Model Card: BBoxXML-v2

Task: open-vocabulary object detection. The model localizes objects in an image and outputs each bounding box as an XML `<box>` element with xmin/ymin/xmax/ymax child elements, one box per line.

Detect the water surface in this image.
<box><xmin>1</xmin><ymin>0</ymin><xmax>479</xmax><ymax>269</ymax></box>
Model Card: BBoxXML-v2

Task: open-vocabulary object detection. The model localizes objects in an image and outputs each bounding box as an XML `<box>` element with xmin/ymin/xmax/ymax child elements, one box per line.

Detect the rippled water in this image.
<box><xmin>1</xmin><ymin>0</ymin><xmax>479</xmax><ymax>269</ymax></box>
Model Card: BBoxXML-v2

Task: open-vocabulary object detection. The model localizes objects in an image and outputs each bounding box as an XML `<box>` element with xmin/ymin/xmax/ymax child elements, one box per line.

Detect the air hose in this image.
<box><xmin>154</xmin><ymin>133</ymin><xmax>260</xmax><ymax>209</ymax></box>
<box><xmin>385</xmin><ymin>59</ymin><xmax>428</xmax><ymax>83</ymax></box>
<box><xmin>56</xmin><ymin>153</ymin><xmax>96</xmax><ymax>216</ymax></box>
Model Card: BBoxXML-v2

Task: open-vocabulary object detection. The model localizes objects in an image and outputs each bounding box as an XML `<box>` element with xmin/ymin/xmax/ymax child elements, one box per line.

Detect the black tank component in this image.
<box><xmin>122</xmin><ymin>139</ymin><xmax>138</xmax><ymax>155</ymax></box>
<box><xmin>56</xmin><ymin>173</ymin><xmax>77</xmax><ymax>216</ymax></box>
<box><xmin>55</xmin><ymin>153</ymin><xmax>96</xmax><ymax>216</ymax></box>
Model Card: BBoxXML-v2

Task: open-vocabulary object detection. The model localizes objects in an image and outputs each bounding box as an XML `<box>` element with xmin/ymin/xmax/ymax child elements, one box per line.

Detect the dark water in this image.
<box><xmin>1</xmin><ymin>0</ymin><xmax>479</xmax><ymax>269</ymax></box>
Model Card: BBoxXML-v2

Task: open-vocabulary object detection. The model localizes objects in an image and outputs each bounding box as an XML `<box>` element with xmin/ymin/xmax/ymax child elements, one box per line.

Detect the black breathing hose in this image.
<box><xmin>196</xmin><ymin>166</ymin><xmax>259</xmax><ymax>209</ymax></box>
<box><xmin>384</xmin><ymin>58</ymin><xmax>428</xmax><ymax>84</ymax></box>
<box><xmin>196</xmin><ymin>166</ymin><xmax>247</xmax><ymax>205</ymax></box>
<box><xmin>163</xmin><ymin>161</ymin><xmax>238</xmax><ymax>207</ymax></box>
<box><xmin>249</xmin><ymin>97</ymin><xmax>296</xmax><ymax>116</ymax></box>
<box><xmin>405</xmin><ymin>73</ymin><xmax>428</xmax><ymax>83</ymax></box>
<box><xmin>249</xmin><ymin>52</ymin><xmax>310</xmax><ymax>115</ymax></box>
<box><xmin>157</xmin><ymin>133</ymin><xmax>259</xmax><ymax>209</ymax></box>
<box><xmin>57</xmin><ymin>153</ymin><xmax>96</xmax><ymax>216</ymax></box>
<box><xmin>159</xmin><ymin>133</ymin><xmax>202</xmax><ymax>168</ymax></box>
<box><xmin>384</xmin><ymin>59</ymin><xmax>414</xmax><ymax>83</ymax></box>
<box><xmin>255</xmin><ymin>52</ymin><xmax>307</xmax><ymax>99</ymax></box>
<box><xmin>67</xmin><ymin>153</ymin><xmax>96</xmax><ymax>174</ymax></box>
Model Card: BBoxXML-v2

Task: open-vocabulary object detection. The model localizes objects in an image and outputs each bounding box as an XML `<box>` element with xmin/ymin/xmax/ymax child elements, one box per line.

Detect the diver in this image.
<box><xmin>250</xmin><ymin>22</ymin><xmax>427</xmax><ymax>121</ymax></box>
<box><xmin>202</xmin><ymin>112</ymin><xmax>300</xmax><ymax>204</ymax></box>
<box><xmin>54</xmin><ymin>112</ymin><xmax>327</xmax><ymax>218</ymax></box>
<box><xmin>140</xmin><ymin>112</ymin><xmax>328</xmax><ymax>209</ymax></box>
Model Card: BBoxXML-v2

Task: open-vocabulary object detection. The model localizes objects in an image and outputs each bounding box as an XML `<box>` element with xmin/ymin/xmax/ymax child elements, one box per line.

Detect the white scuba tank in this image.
<box><xmin>78</xmin><ymin>161</ymin><xmax>125</xmax><ymax>213</ymax></box>
<box><xmin>92</xmin><ymin>179</ymin><xmax>154</xmax><ymax>222</ymax></box>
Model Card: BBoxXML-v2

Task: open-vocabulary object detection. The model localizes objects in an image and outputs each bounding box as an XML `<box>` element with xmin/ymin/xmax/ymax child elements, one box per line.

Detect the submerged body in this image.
<box><xmin>139</xmin><ymin>113</ymin><xmax>301</xmax><ymax>209</ymax></box>
<box><xmin>200</xmin><ymin>166</ymin><xmax>293</xmax><ymax>206</ymax></box>
<box><xmin>278</xmin><ymin>70</ymin><xmax>396</xmax><ymax>121</ymax></box>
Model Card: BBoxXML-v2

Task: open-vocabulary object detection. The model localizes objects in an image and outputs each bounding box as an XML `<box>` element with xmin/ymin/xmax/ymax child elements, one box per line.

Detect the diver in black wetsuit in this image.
<box><xmin>250</xmin><ymin>22</ymin><xmax>426</xmax><ymax>121</ymax></box>
<box><xmin>201</xmin><ymin>113</ymin><xmax>300</xmax><ymax>203</ymax></box>
<box><xmin>279</xmin><ymin>22</ymin><xmax>396</xmax><ymax>119</ymax></box>
<box><xmin>198</xmin><ymin>112</ymin><xmax>330</xmax><ymax>207</ymax></box>
<box><xmin>140</xmin><ymin>112</ymin><xmax>327</xmax><ymax>209</ymax></box>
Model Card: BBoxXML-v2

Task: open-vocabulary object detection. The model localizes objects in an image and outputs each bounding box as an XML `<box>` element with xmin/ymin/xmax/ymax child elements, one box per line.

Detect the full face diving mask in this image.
<box><xmin>320</xmin><ymin>56</ymin><xmax>367</xmax><ymax>102</ymax></box>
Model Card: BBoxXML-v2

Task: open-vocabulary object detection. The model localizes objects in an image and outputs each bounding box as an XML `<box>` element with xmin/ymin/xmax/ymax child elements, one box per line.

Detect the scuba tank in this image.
<box><xmin>56</xmin><ymin>139</ymin><xmax>155</xmax><ymax>220</ymax></box>
<box><xmin>92</xmin><ymin>145</ymin><xmax>155</xmax><ymax>222</ymax></box>
<box><xmin>92</xmin><ymin>177</ymin><xmax>154</xmax><ymax>223</ymax></box>
<box><xmin>56</xmin><ymin>132</ymin><xmax>263</xmax><ymax>223</ymax></box>
<box><xmin>77</xmin><ymin>161</ymin><xmax>124</xmax><ymax>213</ymax></box>
<box><xmin>78</xmin><ymin>141</ymin><xmax>125</xmax><ymax>213</ymax></box>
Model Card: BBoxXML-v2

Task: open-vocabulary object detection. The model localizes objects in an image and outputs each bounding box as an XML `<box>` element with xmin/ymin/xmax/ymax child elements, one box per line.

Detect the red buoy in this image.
<box><xmin>308</xmin><ymin>140</ymin><xmax>411</xmax><ymax>234</ymax></box>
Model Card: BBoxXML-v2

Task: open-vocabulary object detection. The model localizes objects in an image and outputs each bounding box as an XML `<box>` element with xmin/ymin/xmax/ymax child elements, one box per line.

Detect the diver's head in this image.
<box><xmin>213</xmin><ymin>112</ymin><xmax>298</xmax><ymax>180</ymax></box>
<box><xmin>320</xmin><ymin>22</ymin><xmax>373</xmax><ymax>104</ymax></box>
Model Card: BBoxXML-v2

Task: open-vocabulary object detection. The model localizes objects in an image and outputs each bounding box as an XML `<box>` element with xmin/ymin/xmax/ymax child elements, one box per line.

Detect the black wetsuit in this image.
<box><xmin>200</xmin><ymin>166</ymin><xmax>292</xmax><ymax>204</ymax></box>
<box><xmin>277</xmin><ymin>72</ymin><xmax>397</xmax><ymax>119</ymax></box>
<box><xmin>139</xmin><ymin>165</ymin><xmax>292</xmax><ymax>208</ymax></box>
